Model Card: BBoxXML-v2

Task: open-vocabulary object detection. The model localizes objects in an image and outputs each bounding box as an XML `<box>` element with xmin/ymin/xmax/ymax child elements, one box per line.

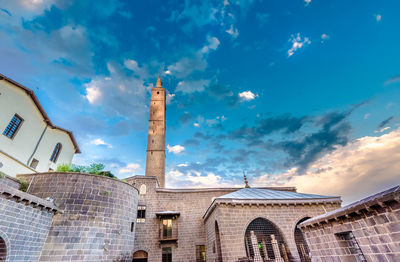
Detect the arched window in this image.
<box><xmin>132</xmin><ymin>250</ymin><xmax>148</xmax><ymax>262</ymax></box>
<box><xmin>295</xmin><ymin>217</ymin><xmax>311</xmax><ymax>262</ymax></box>
<box><xmin>50</xmin><ymin>143</ymin><xmax>62</xmax><ymax>163</ymax></box>
<box><xmin>0</xmin><ymin>236</ymin><xmax>6</xmax><ymax>261</ymax></box>
<box><xmin>244</xmin><ymin>217</ymin><xmax>289</xmax><ymax>261</ymax></box>
<box><xmin>139</xmin><ymin>184</ymin><xmax>147</xmax><ymax>195</ymax></box>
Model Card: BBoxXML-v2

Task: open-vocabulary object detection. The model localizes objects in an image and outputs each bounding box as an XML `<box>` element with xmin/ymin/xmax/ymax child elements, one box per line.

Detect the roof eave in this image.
<box><xmin>0</xmin><ymin>73</ymin><xmax>81</xmax><ymax>154</ymax></box>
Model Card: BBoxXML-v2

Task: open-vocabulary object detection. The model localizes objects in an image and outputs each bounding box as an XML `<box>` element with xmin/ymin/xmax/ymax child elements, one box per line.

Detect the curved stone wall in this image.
<box><xmin>20</xmin><ymin>172</ymin><xmax>138</xmax><ymax>262</ymax></box>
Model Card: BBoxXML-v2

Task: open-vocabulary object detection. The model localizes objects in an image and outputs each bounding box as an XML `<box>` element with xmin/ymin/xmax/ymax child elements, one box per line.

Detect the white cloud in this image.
<box><xmin>194</xmin><ymin>123</ymin><xmax>200</xmax><ymax>127</ymax></box>
<box><xmin>364</xmin><ymin>113</ymin><xmax>371</xmax><ymax>120</ymax></box>
<box><xmin>321</xmin><ymin>33</ymin><xmax>330</xmax><ymax>43</ymax></box>
<box><xmin>175</xmin><ymin>79</ymin><xmax>210</xmax><ymax>94</ymax></box>
<box><xmin>206</xmin><ymin>115</ymin><xmax>226</xmax><ymax>126</ymax></box>
<box><xmin>123</xmin><ymin>59</ymin><xmax>148</xmax><ymax>78</ymax></box>
<box><xmin>375</xmin><ymin>14</ymin><xmax>382</xmax><ymax>22</ymax></box>
<box><xmin>177</xmin><ymin>163</ymin><xmax>189</xmax><ymax>167</ymax></box>
<box><xmin>167</xmin><ymin>144</ymin><xmax>185</xmax><ymax>154</ymax></box>
<box><xmin>375</xmin><ymin>126</ymin><xmax>391</xmax><ymax>133</ymax></box>
<box><xmin>167</xmin><ymin>37</ymin><xmax>220</xmax><ymax>78</ymax></box>
<box><xmin>253</xmin><ymin>128</ymin><xmax>400</xmax><ymax>204</ymax></box>
<box><xmin>239</xmin><ymin>91</ymin><xmax>258</xmax><ymax>101</ymax></box>
<box><xmin>226</xmin><ymin>24</ymin><xmax>239</xmax><ymax>38</ymax></box>
<box><xmin>84</xmin><ymin>62</ymin><xmax>148</xmax><ymax>121</ymax></box>
<box><xmin>304</xmin><ymin>0</ymin><xmax>312</xmax><ymax>6</ymax></box>
<box><xmin>119</xmin><ymin>163</ymin><xmax>141</xmax><ymax>174</ymax></box>
<box><xmin>166</xmin><ymin>93</ymin><xmax>175</xmax><ymax>104</ymax></box>
<box><xmin>287</xmin><ymin>33</ymin><xmax>311</xmax><ymax>57</ymax></box>
<box><xmin>201</xmin><ymin>36</ymin><xmax>220</xmax><ymax>53</ymax></box>
<box><xmin>90</xmin><ymin>138</ymin><xmax>112</xmax><ymax>148</ymax></box>
<box><xmin>85</xmin><ymin>84</ymin><xmax>102</xmax><ymax>104</ymax></box>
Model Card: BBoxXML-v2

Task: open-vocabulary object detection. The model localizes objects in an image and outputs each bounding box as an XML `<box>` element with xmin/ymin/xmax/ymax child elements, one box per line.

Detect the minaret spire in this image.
<box><xmin>156</xmin><ymin>74</ymin><xmax>162</xmax><ymax>88</ymax></box>
<box><xmin>145</xmin><ymin>75</ymin><xmax>166</xmax><ymax>187</ymax></box>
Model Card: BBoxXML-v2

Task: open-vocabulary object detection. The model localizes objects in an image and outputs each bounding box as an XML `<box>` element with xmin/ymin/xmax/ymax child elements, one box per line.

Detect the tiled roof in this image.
<box><xmin>217</xmin><ymin>188</ymin><xmax>337</xmax><ymax>200</ymax></box>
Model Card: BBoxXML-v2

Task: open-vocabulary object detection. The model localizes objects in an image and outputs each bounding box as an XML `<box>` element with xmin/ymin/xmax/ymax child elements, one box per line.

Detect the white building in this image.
<box><xmin>0</xmin><ymin>73</ymin><xmax>80</xmax><ymax>177</ymax></box>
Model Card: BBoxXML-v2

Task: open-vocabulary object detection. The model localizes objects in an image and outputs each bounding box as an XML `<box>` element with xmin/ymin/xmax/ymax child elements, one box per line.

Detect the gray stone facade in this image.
<box><xmin>18</xmin><ymin>172</ymin><xmax>139</xmax><ymax>262</ymax></box>
<box><xmin>203</xmin><ymin>196</ymin><xmax>341</xmax><ymax>262</ymax></box>
<box><xmin>299</xmin><ymin>186</ymin><xmax>400</xmax><ymax>262</ymax></box>
<box><xmin>126</xmin><ymin>175</ymin><xmax>341</xmax><ymax>262</ymax></box>
<box><xmin>126</xmin><ymin>176</ymin><xmax>240</xmax><ymax>261</ymax></box>
<box><xmin>0</xmin><ymin>176</ymin><xmax>57</xmax><ymax>262</ymax></box>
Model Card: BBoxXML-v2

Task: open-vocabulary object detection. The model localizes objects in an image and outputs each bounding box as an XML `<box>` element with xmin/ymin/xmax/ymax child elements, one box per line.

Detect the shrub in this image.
<box><xmin>19</xmin><ymin>179</ymin><xmax>28</xmax><ymax>192</ymax></box>
<box><xmin>56</xmin><ymin>163</ymin><xmax>116</xmax><ymax>179</ymax></box>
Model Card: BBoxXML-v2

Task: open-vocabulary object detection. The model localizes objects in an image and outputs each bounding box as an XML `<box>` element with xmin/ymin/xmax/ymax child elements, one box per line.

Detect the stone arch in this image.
<box><xmin>244</xmin><ymin>217</ymin><xmax>289</xmax><ymax>261</ymax></box>
<box><xmin>0</xmin><ymin>231</ymin><xmax>9</xmax><ymax>262</ymax></box>
<box><xmin>294</xmin><ymin>217</ymin><xmax>311</xmax><ymax>262</ymax></box>
<box><xmin>132</xmin><ymin>250</ymin><xmax>148</xmax><ymax>262</ymax></box>
<box><xmin>215</xmin><ymin>221</ymin><xmax>223</xmax><ymax>262</ymax></box>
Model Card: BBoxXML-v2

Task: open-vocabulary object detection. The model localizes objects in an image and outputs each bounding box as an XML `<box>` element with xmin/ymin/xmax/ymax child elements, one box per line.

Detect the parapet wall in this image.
<box><xmin>0</xmin><ymin>176</ymin><xmax>57</xmax><ymax>262</ymax></box>
<box><xmin>18</xmin><ymin>172</ymin><xmax>139</xmax><ymax>262</ymax></box>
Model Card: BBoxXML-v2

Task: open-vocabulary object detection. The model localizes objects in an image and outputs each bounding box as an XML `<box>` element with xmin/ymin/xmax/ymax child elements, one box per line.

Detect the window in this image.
<box><xmin>336</xmin><ymin>232</ymin><xmax>366</xmax><ymax>262</ymax></box>
<box><xmin>30</xmin><ymin>158</ymin><xmax>39</xmax><ymax>169</ymax></box>
<box><xmin>162</xmin><ymin>219</ymin><xmax>173</xmax><ymax>239</ymax></box>
<box><xmin>196</xmin><ymin>245</ymin><xmax>206</xmax><ymax>262</ymax></box>
<box><xmin>50</xmin><ymin>143</ymin><xmax>62</xmax><ymax>163</ymax></box>
<box><xmin>3</xmin><ymin>114</ymin><xmax>23</xmax><ymax>139</ymax></box>
<box><xmin>139</xmin><ymin>184</ymin><xmax>147</xmax><ymax>195</ymax></box>
<box><xmin>137</xmin><ymin>206</ymin><xmax>146</xmax><ymax>223</ymax></box>
<box><xmin>162</xmin><ymin>247</ymin><xmax>172</xmax><ymax>262</ymax></box>
<box><xmin>131</xmin><ymin>222</ymin><xmax>135</xmax><ymax>232</ymax></box>
<box><xmin>157</xmin><ymin>91</ymin><xmax>160</xmax><ymax>94</ymax></box>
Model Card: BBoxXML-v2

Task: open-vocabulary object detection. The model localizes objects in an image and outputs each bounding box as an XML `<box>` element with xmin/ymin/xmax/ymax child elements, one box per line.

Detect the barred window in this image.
<box><xmin>3</xmin><ymin>114</ymin><xmax>23</xmax><ymax>139</ymax></box>
<box><xmin>196</xmin><ymin>245</ymin><xmax>206</xmax><ymax>262</ymax></box>
<box><xmin>50</xmin><ymin>143</ymin><xmax>62</xmax><ymax>163</ymax></box>
<box><xmin>137</xmin><ymin>206</ymin><xmax>146</xmax><ymax>223</ymax></box>
<box><xmin>335</xmin><ymin>232</ymin><xmax>366</xmax><ymax>262</ymax></box>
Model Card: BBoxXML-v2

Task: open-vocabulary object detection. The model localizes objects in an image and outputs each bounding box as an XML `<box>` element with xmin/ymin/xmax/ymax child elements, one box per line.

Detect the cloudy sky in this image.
<box><xmin>1</xmin><ymin>0</ymin><xmax>399</xmax><ymax>204</ymax></box>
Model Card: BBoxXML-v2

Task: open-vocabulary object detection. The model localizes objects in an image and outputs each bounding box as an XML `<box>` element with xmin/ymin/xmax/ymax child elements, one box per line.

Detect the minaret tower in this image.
<box><xmin>145</xmin><ymin>75</ymin><xmax>166</xmax><ymax>187</ymax></box>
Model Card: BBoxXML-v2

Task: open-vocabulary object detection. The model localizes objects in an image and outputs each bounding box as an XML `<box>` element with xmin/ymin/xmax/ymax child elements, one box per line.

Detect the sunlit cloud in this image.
<box><xmin>226</xmin><ymin>24</ymin><xmax>239</xmax><ymax>38</ymax></box>
<box><xmin>167</xmin><ymin>144</ymin><xmax>185</xmax><ymax>154</ymax></box>
<box><xmin>90</xmin><ymin>138</ymin><xmax>112</xmax><ymax>148</ymax></box>
<box><xmin>253</xmin><ymin>128</ymin><xmax>400</xmax><ymax>204</ymax></box>
<box><xmin>239</xmin><ymin>91</ymin><xmax>258</xmax><ymax>101</ymax></box>
<box><xmin>287</xmin><ymin>33</ymin><xmax>311</xmax><ymax>57</ymax></box>
<box><xmin>119</xmin><ymin>163</ymin><xmax>141</xmax><ymax>174</ymax></box>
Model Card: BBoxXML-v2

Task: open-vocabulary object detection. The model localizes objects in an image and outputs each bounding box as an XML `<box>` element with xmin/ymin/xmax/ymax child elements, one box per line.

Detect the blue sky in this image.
<box><xmin>1</xmin><ymin>0</ymin><xmax>399</xmax><ymax>203</ymax></box>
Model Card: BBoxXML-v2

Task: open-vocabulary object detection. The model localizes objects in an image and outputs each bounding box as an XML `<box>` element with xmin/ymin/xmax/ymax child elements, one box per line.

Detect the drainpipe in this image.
<box><xmin>27</xmin><ymin>124</ymin><xmax>48</xmax><ymax>165</ymax></box>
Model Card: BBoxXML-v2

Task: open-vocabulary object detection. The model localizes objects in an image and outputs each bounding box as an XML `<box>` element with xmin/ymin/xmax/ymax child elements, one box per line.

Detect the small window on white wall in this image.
<box><xmin>139</xmin><ymin>184</ymin><xmax>147</xmax><ymax>195</ymax></box>
<box><xmin>50</xmin><ymin>143</ymin><xmax>62</xmax><ymax>163</ymax></box>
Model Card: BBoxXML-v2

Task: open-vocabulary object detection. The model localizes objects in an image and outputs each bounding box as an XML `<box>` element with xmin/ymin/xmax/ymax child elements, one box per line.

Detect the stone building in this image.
<box><xmin>0</xmin><ymin>74</ymin><xmax>80</xmax><ymax>177</ymax></box>
<box><xmin>0</xmin><ymin>75</ymin><xmax>399</xmax><ymax>262</ymax></box>
<box><xmin>124</xmin><ymin>77</ymin><xmax>343</xmax><ymax>262</ymax></box>
<box><xmin>298</xmin><ymin>185</ymin><xmax>400</xmax><ymax>262</ymax></box>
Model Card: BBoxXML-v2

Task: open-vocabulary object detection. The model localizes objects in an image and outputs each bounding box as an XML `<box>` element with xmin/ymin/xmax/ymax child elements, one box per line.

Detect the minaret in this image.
<box><xmin>145</xmin><ymin>75</ymin><xmax>166</xmax><ymax>187</ymax></box>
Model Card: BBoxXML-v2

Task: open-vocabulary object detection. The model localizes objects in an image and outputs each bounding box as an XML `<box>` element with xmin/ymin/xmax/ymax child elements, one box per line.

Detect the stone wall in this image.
<box><xmin>299</xmin><ymin>186</ymin><xmax>400</xmax><ymax>262</ymax></box>
<box><xmin>204</xmin><ymin>201</ymin><xmax>340</xmax><ymax>262</ymax></box>
<box><xmin>0</xmin><ymin>176</ymin><xmax>57</xmax><ymax>262</ymax></box>
<box><xmin>126</xmin><ymin>176</ymin><xmax>239</xmax><ymax>262</ymax></box>
<box><xmin>18</xmin><ymin>172</ymin><xmax>139</xmax><ymax>262</ymax></box>
<box><xmin>299</xmin><ymin>187</ymin><xmax>400</xmax><ymax>262</ymax></box>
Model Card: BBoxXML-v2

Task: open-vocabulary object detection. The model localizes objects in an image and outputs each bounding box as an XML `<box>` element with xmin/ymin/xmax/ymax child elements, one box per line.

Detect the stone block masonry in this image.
<box><xmin>299</xmin><ymin>185</ymin><xmax>400</xmax><ymax>262</ymax></box>
<box><xmin>0</xmin><ymin>176</ymin><xmax>57</xmax><ymax>262</ymax></box>
<box><xmin>18</xmin><ymin>172</ymin><xmax>139</xmax><ymax>262</ymax></box>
